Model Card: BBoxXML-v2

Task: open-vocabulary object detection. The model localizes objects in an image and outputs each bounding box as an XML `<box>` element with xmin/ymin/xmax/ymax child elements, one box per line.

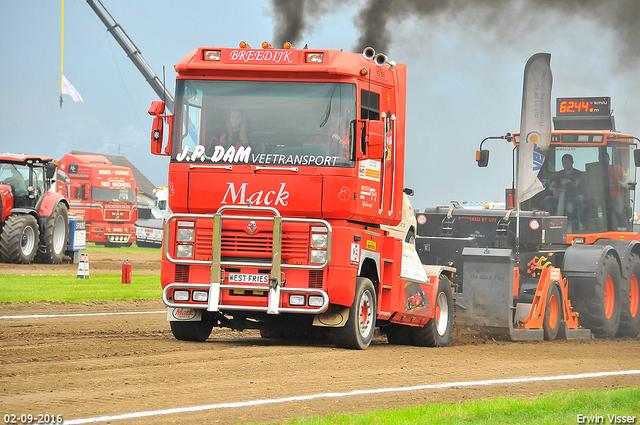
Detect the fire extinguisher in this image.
<box><xmin>122</xmin><ymin>260</ymin><xmax>132</xmax><ymax>284</ymax></box>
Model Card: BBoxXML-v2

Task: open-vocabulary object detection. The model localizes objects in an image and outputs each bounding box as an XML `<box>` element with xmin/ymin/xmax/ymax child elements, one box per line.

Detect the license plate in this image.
<box><xmin>227</xmin><ymin>273</ymin><xmax>269</xmax><ymax>284</ymax></box>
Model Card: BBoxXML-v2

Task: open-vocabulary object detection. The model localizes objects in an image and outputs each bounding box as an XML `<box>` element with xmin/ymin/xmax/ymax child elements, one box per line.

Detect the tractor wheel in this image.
<box><xmin>543</xmin><ymin>284</ymin><xmax>562</xmax><ymax>341</ymax></box>
<box><xmin>170</xmin><ymin>317</ymin><xmax>214</xmax><ymax>342</ymax></box>
<box><xmin>36</xmin><ymin>203</ymin><xmax>69</xmax><ymax>264</ymax></box>
<box><xmin>331</xmin><ymin>277</ymin><xmax>376</xmax><ymax>350</ymax></box>
<box><xmin>617</xmin><ymin>253</ymin><xmax>640</xmax><ymax>337</ymax></box>
<box><xmin>0</xmin><ymin>215</ymin><xmax>40</xmax><ymax>264</ymax></box>
<box><xmin>574</xmin><ymin>254</ymin><xmax>622</xmax><ymax>338</ymax></box>
<box><xmin>385</xmin><ymin>324</ymin><xmax>412</xmax><ymax>345</ymax></box>
<box><xmin>410</xmin><ymin>275</ymin><xmax>454</xmax><ymax>347</ymax></box>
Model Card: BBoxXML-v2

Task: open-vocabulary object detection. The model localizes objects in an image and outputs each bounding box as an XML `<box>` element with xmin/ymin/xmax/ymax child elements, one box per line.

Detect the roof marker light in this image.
<box><xmin>305</xmin><ymin>52</ymin><xmax>323</xmax><ymax>63</ymax></box>
<box><xmin>360</xmin><ymin>68</ymin><xmax>368</xmax><ymax>76</ymax></box>
<box><xmin>204</xmin><ymin>50</ymin><xmax>221</xmax><ymax>61</ymax></box>
<box><xmin>262</xmin><ymin>41</ymin><xmax>273</xmax><ymax>49</ymax></box>
<box><xmin>239</xmin><ymin>41</ymin><xmax>251</xmax><ymax>49</ymax></box>
<box><xmin>283</xmin><ymin>41</ymin><xmax>295</xmax><ymax>49</ymax></box>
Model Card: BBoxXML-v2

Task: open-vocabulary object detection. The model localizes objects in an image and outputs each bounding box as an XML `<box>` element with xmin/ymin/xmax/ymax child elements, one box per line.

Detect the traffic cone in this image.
<box><xmin>76</xmin><ymin>253</ymin><xmax>90</xmax><ymax>279</ymax></box>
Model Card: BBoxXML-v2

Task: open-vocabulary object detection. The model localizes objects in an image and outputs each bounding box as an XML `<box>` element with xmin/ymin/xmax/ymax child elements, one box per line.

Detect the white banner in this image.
<box><xmin>517</xmin><ymin>53</ymin><xmax>552</xmax><ymax>203</ymax></box>
<box><xmin>62</xmin><ymin>74</ymin><xmax>84</xmax><ymax>103</ymax></box>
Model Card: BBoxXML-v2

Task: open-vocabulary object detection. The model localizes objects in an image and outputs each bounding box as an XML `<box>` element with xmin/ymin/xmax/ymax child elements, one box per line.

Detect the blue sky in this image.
<box><xmin>1</xmin><ymin>0</ymin><xmax>639</xmax><ymax>210</ymax></box>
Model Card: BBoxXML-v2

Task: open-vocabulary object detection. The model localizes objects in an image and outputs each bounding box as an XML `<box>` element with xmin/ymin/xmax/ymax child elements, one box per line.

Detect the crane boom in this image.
<box><xmin>87</xmin><ymin>0</ymin><xmax>174</xmax><ymax>113</ymax></box>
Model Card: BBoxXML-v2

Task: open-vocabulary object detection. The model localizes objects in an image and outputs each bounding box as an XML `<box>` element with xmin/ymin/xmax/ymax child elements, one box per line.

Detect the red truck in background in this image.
<box><xmin>148</xmin><ymin>43</ymin><xmax>455</xmax><ymax>349</ymax></box>
<box><xmin>57</xmin><ymin>153</ymin><xmax>138</xmax><ymax>246</ymax></box>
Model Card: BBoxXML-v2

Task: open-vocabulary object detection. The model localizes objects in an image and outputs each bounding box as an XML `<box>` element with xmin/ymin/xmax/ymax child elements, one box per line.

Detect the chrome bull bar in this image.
<box><xmin>162</xmin><ymin>282</ymin><xmax>329</xmax><ymax>314</ymax></box>
<box><xmin>163</xmin><ymin>205</ymin><xmax>332</xmax><ymax>315</ymax></box>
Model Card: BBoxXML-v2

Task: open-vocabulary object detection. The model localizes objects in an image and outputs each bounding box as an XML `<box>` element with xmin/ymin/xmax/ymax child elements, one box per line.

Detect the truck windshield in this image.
<box><xmin>520</xmin><ymin>143</ymin><xmax>636</xmax><ymax>233</ymax></box>
<box><xmin>91</xmin><ymin>187</ymin><xmax>137</xmax><ymax>203</ymax></box>
<box><xmin>172</xmin><ymin>80</ymin><xmax>357</xmax><ymax>167</ymax></box>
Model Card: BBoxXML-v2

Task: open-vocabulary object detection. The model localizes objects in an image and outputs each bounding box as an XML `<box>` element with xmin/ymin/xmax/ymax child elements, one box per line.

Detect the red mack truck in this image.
<box><xmin>149</xmin><ymin>43</ymin><xmax>454</xmax><ymax>349</ymax></box>
<box><xmin>57</xmin><ymin>153</ymin><xmax>138</xmax><ymax>246</ymax></box>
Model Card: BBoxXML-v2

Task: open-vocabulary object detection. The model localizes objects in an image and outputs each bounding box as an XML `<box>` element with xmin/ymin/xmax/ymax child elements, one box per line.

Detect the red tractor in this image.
<box><xmin>0</xmin><ymin>153</ymin><xmax>70</xmax><ymax>264</ymax></box>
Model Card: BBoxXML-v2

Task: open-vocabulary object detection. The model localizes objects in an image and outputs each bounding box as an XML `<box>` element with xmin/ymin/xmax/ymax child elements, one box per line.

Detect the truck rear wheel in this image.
<box><xmin>574</xmin><ymin>254</ymin><xmax>621</xmax><ymax>338</ymax></box>
<box><xmin>170</xmin><ymin>318</ymin><xmax>214</xmax><ymax>342</ymax></box>
<box><xmin>410</xmin><ymin>275</ymin><xmax>454</xmax><ymax>347</ymax></box>
<box><xmin>617</xmin><ymin>253</ymin><xmax>640</xmax><ymax>337</ymax></box>
<box><xmin>543</xmin><ymin>284</ymin><xmax>562</xmax><ymax>341</ymax></box>
<box><xmin>36</xmin><ymin>203</ymin><xmax>69</xmax><ymax>264</ymax></box>
<box><xmin>331</xmin><ymin>277</ymin><xmax>376</xmax><ymax>350</ymax></box>
<box><xmin>0</xmin><ymin>215</ymin><xmax>40</xmax><ymax>264</ymax></box>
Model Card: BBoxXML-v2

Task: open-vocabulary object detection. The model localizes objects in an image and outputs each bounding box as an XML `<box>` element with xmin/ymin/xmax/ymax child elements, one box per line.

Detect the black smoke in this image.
<box><xmin>270</xmin><ymin>0</ymin><xmax>640</xmax><ymax>65</ymax></box>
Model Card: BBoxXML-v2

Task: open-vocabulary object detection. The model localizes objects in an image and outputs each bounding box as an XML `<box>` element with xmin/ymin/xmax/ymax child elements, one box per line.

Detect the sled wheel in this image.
<box><xmin>36</xmin><ymin>203</ymin><xmax>69</xmax><ymax>264</ymax></box>
<box><xmin>617</xmin><ymin>253</ymin><xmax>640</xmax><ymax>337</ymax></box>
<box><xmin>0</xmin><ymin>215</ymin><xmax>40</xmax><ymax>264</ymax></box>
<box><xmin>543</xmin><ymin>284</ymin><xmax>562</xmax><ymax>341</ymax></box>
<box><xmin>410</xmin><ymin>275</ymin><xmax>454</xmax><ymax>347</ymax></box>
<box><xmin>574</xmin><ymin>254</ymin><xmax>621</xmax><ymax>338</ymax></box>
<box><xmin>331</xmin><ymin>277</ymin><xmax>376</xmax><ymax>349</ymax></box>
<box><xmin>170</xmin><ymin>317</ymin><xmax>215</xmax><ymax>342</ymax></box>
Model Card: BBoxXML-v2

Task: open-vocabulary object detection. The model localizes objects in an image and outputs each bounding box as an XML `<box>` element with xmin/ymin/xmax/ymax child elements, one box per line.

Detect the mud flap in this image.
<box><xmin>457</xmin><ymin>247</ymin><xmax>544</xmax><ymax>341</ymax></box>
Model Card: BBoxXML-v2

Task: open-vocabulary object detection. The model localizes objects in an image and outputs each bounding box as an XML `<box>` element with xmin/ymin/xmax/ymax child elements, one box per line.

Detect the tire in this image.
<box><xmin>617</xmin><ymin>253</ymin><xmax>640</xmax><ymax>337</ymax></box>
<box><xmin>410</xmin><ymin>275</ymin><xmax>454</xmax><ymax>347</ymax></box>
<box><xmin>36</xmin><ymin>203</ymin><xmax>69</xmax><ymax>264</ymax></box>
<box><xmin>385</xmin><ymin>324</ymin><xmax>412</xmax><ymax>345</ymax></box>
<box><xmin>331</xmin><ymin>277</ymin><xmax>376</xmax><ymax>349</ymax></box>
<box><xmin>0</xmin><ymin>215</ymin><xmax>40</xmax><ymax>264</ymax></box>
<box><xmin>574</xmin><ymin>254</ymin><xmax>622</xmax><ymax>338</ymax></box>
<box><xmin>405</xmin><ymin>229</ymin><xmax>416</xmax><ymax>246</ymax></box>
<box><xmin>170</xmin><ymin>318</ymin><xmax>214</xmax><ymax>342</ymax></box>
<box><xmin>543</xmin><ymin>284</ymin><xmax>562</xmax><ymax>341</ymax></box>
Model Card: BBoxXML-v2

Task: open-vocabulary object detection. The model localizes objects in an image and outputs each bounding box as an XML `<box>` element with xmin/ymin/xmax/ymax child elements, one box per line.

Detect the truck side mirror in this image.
<box><xmin>476</xmin><ymin>149</ymin><xmax>490</xmax><ymax>167</ymax></box>
<box><xmin>366</xmin><ymin>119</ymin><xmax>385</xmax><ymax>159</ymax></box>
<box><xmin>148</xmin><ymin>101</ymin><xmax>171</xmax><ymax>156</ymax></box>
<box><xmin>355</xmin><ymin>119</ymin><xmax>385</xmax><ymax>160</ymax></box>
<box><xmin>634</xmin><ymin>149</ymin><xmax>640</xmax><ymax>167</ymax></box>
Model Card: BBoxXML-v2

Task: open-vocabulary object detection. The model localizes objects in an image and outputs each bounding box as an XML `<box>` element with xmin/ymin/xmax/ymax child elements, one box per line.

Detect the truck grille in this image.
<box><xmin>194</xmin><ymin>227</ymin><xmax>309</xmax><ymax>261</ymax></box>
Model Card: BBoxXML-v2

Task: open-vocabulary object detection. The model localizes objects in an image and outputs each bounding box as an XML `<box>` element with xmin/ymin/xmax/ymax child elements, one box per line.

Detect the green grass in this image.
<box><xmin>277</xmin><ymin>387</ymin><xmax>640</xmax><ymax>425</ymax></box>
<box><xmin>0</xmin><ymin>274</ymin><xmax>161</xmax><ymax>303</ymax></box>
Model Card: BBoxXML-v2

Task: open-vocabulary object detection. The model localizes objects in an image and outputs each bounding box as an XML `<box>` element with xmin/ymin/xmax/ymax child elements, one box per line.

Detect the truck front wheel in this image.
<box><xmin>410</xmin><ymin>275</ymin><xmax>454</xmax><ymax>347</ymax></box>
<box><xmin>170</xmin><ymin>318</ymin><xmax>214</xmax><ymax>342</ymax></box>
<box><xmin>331</xmin><ymin>277</ymin><xmax>376</xmax><ymax>349</ymax></box>
<box><xmin>36</xmin><ymin>203</ymin><xmax>69</xmax><ymax>264</ymax></box>
<box><xmin>0</xmin><ymin>215</ymin><xmax>40</xmax><ymax>264</ymax></box>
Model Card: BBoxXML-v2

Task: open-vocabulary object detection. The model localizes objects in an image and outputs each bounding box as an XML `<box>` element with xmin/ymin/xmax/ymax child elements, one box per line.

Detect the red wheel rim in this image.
<box><xmin>604</xmin><ymin>276</ymin><xmax>615</xmax><ymax>320</ymax></box>
<box><xmin>548</xmin><ymin>293</ymin><xmax>559</xmax><ymax>329</ymax></box>
<box><xmin>630</xmin><ymin>275</ymin><xmax>639</xmax><ymax>318</ymax></box>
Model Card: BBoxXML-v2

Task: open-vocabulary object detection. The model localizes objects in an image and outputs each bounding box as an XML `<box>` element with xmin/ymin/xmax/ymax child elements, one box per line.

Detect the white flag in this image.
<box><xmin>61</xmin><ymin>75</ymin><xmax>84</xmax><ymax>103</ymax></box>
<box><xmin>517</xmin><ymin>53</ymin><xmax>552</xmax><ymax>203</ymax></box>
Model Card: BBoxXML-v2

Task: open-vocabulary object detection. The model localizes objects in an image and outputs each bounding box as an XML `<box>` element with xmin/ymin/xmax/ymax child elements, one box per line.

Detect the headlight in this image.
<box><xmin>310</xmin><ymin>249</ymin><xmax>327</xmax><ymax>264</ymax></box>
<box><xmin>177</xmin><ymin>228</ymin><xmax>195</xmax><ymax>242</ymax></box>
<box><xmin>174</xmin><ymin>290</ymin><xmax>190</xmax><ymax>301</ymax></box>
<box><xmin>311</xmin><ymin>233</ymin><xmax>328</xmax><ymax>248</ymax></box>
<box><xmin>176</xmin><ymin>244</ymin><xmax>194</xmax><ymax>258</ymax></box>
<box><xmin>289</xmin><ymin>295</ymin><xmax>306</xmax><ymax>306</ymax></box>
<box><xmin>193</xmin><ymin>291</ymin><xmax>208</xmax><ymax>302</ymax></box>
<box><xmin>308</xmin><ymin>296</ymin><xmax>324</xmax><ymax>307</ymax></box>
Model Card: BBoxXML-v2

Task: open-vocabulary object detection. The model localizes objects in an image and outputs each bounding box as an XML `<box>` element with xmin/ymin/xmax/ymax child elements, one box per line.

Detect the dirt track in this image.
<box><xmin>1</xmin><ymin>253</ymin><xmax>639</xmax><ymax>424</ymax></box>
